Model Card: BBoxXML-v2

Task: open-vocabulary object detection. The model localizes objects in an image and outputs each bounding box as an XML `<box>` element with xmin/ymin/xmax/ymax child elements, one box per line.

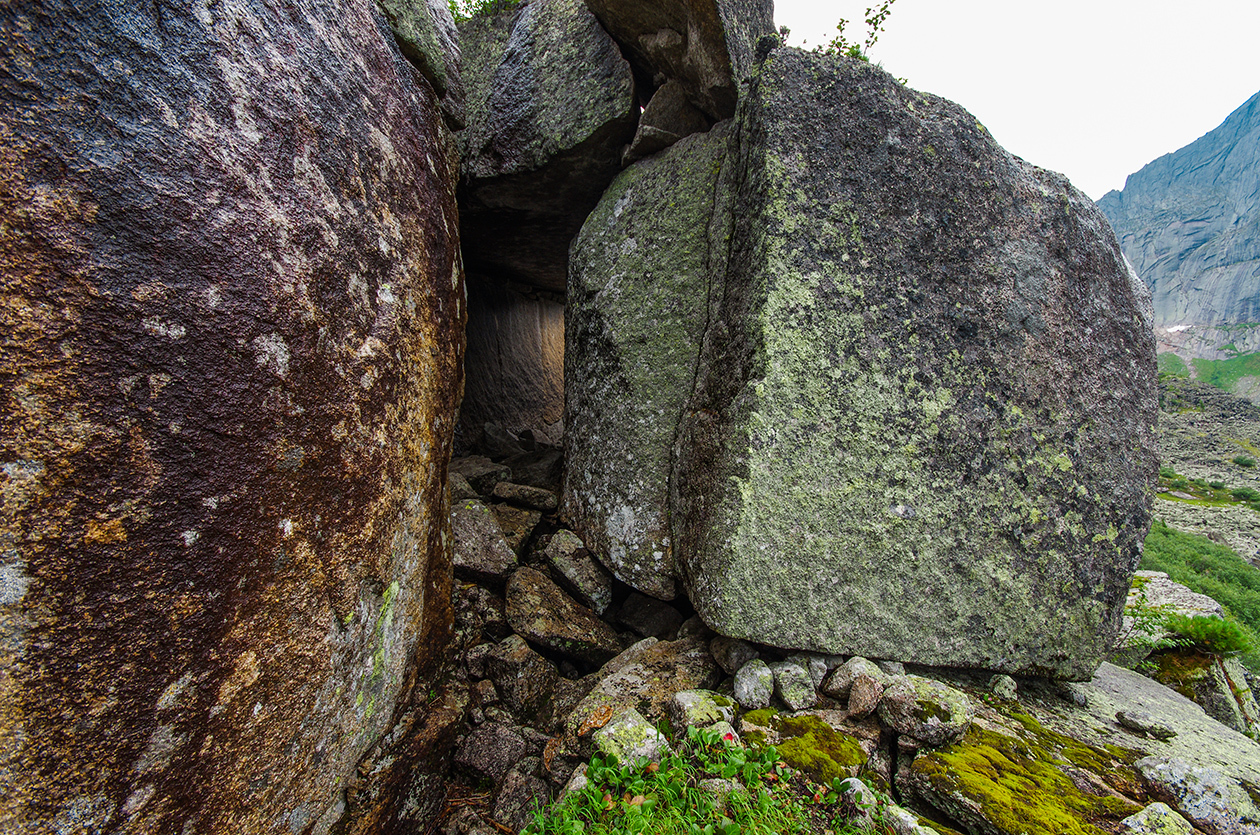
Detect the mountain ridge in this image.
<box><xmin>1098</xmin><ymin>88</ymin><xmax>1260</xmax><ymax>329</ymax></box>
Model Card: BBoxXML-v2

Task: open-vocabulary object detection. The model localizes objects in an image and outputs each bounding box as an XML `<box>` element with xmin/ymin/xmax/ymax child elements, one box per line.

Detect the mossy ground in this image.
<box><xmin>912</xmin><ymin>723</ymin><xmax>1142</xmax><ymax>835</ymax></box>
<box><xmin>741</xmin><ymin>710</ymin><xmax>867</xmax><ymax>784</ymax></box>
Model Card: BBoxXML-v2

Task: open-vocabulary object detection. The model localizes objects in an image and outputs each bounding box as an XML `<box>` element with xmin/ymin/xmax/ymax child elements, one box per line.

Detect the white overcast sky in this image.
<box><xmin>773</xmin><ymin>0</ymin><xmax>1260</xmax><ymax>200</ymax></box>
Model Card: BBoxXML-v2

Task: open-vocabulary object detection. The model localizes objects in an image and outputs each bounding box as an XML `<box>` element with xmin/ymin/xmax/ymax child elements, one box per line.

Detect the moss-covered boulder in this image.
<box><xmin>907</xmin><ymin>724</ymin><xmax>1143</xmax><ymax>835</ymax></box>
<box><xmin>1151</xmin><ymin>648</ymin><xmax>1260</xmax><ymax>738</ymax></box>
<box><xmin>672</xmin><ymin>49</ymin><xmax>1157</xmax><ymax>678</ymax></box>
<box><xmin>878</xmin><ymin>676</ymin><xmax>975</xmax><ymax>747</ymax></box>
<box><xmin>739</xmin><ymin>709</ymin><xmax>871</xmax><ymax>784</ymax></box>
<box><xmin>563</xmin><ymin>124</ymin><xmax>736</xmax><ymax>598</ymax></box>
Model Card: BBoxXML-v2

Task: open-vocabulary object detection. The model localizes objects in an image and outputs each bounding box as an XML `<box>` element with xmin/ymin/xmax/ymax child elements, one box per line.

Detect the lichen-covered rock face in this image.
<box><xmin>458</xmin><ymin>0</ymin><xmax>638</xmax><ymax>290</ymax></box>
<box><xmin>564</xmin><ymin>123</ymin><xmax>736</xmax><ymax>599</ymax></box>
<box><xmin>375</xmin><ymin>0</ymin><xmax>464</xmax><ymax>126</ymax></box>
<box><xmin>583</xmin><ymin>0</ymin><xmax>775</xmax><ymax>121</ymax></box>
<box><xmin>673</xmin><ymin>49</ymin><xmax>1158</xmax><ymax>678</ymax></box>
<box><xmin>0</xmin><ymin>1</ymin><xmax>464</xmax><ymax>833</ymax></box>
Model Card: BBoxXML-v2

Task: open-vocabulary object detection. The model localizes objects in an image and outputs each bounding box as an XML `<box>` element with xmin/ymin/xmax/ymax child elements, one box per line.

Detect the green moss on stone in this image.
<box><xmin>913</xmin><ymin>725</ymin><xmax>1142</xmax><ymax>835</ymax></box>
<box><xmin>742</xmin><ymin>710</ymin><xmax>866</xmax><ymax>783</ymax></box>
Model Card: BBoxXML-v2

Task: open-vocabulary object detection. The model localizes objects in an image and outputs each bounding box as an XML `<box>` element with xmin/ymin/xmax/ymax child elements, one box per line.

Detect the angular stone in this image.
<box><xmin>710</xmin><ymin>636</ymin><xmax>760</xmax><ymax>676</ymax></box>
<box><xmin>821</xmin><ymin>657</ymin><xmax>887</xmax><ymax>701</ymax></box>
<box><xmin>452</xmin><ymin>500</ymin><xmax>519</xmax><ymax>583</ymax></box>
<box><xmin>1136</xmin><ymin>756</ymin><xmax>1260</xmax><ymax>835</ymax></box>
<box><xmin>618</xmin><ymin>592</ymin><xmax>685</xmax><ymax>640</ymax></box>
<box><xmin>989</xmin><ymin>674</ymin><xmax>1019</xmax><ymax>701</ymax></box>
<box><xmin>454</xmin><ymin>582</ymin><xmax>510</xmax><ymax>647</ymax></box>
<box><xmin>878</xmin><ymin>676</ymin><xmax>975</xmax><ymax>747</ymax></box>
<box><xmin>672</xmin><ymin>49</ymin><xmax>1157</xmax><ymax>678</ymax></box>
<box><xmin>455</xmin><ymin>723</ymin><xmax>527</xmax><ymax>783</ymax></box>
<box><xmin>490</xmin><ymin>503</ymin><xmax>541</xmax><ymax>555</ymax></box>
<box><xmin>503</xmin><ymin>449</ymin><xmax>565</xmax><ymax>492</ymax></box>
<box><xmin>450</xmin><ymin>473</ymin><xmax>480</xmax><ymax>501</ymax></box>
<box><xmin>1118</xmin><ymin>710</ymin><xmax>1176</xmax><ymax>740</ymax></box>
<box><xmin>506</xmin><ymin>567</ymin><xmax>621</xmax><ymax>665</ymax></box>
<box><xmin>847</xmin><ymin>673</ymin><xmax>887</xmax><ymax>720</ymax></box>
<box><xmin>734</xmin><ymin>659</ymin><xmax>774</xmax><ymax>710</ymax></box>
<box><xmin>566</xmin><ymin>637</ymin><xmax>721</xmax><ymax>737</ymax></box>
<box><xmin>485</xmin><ymin>634</ymin><xmax>559</xmax><ymax>720</ymax></box>
<box><xmin>594</xmin><ymin>707</ymin><xmax>672</xmax><ymax>764</ymax></box>
<box><xmin>1152</xmin><ymin>649</ymin><xmax>1260</xmax><ymax>737</ymax></box>
<box><xmin>493</xmin><ymin>481</ymin><xmax>560</xmax><ymax>512</ymax></box>
<box><xmin>1118</xmin><ymin>571</ymin><xmax>1226</xmax><ymax>654</ymax></box>
<box><xmin>770</xmin><ymin>661</ymin><xmax>817</xmax><ymax>711</ymax></box>
<box><xmin>545</xmin><ymin>529</ymin><xmax>614</xmax><ymax>615</ymax></box>
<box><xmin>584</xmin><ymin>0</ymin><xmax>775</xmax><ymax>120</ymax></box>
<box><xmin>786</xmin><ymin>652</ymin><xmax>831</xmax><ymax>689</ymax></box>
<box><xmin>1120</xmin><ymin>802</ymin><xmax>1196</xmax><ymax>835</ymax></box>
<box><xmin>564</xmin><ymin>124</ymin><xmax>736</xmax><ymax>599</ymax></box>
<box><xmin>451</xmin><ymin>456</ymin><xmax>513</xmax><ymax>495</ymax></box>
<box><xmin>668</xmin><ymin>690</ymin><xmax>736</xmax><ymax>731</ymax></box>
<box><xmin>0</xmin><ymin>0</ymin><xmax>465</xmax><ymax>832</ymax></box>
<box><xmin>677</xmin><ymin>615</ymin><xmax>715</xmax><ymax>641</ymax></box>
<box><xmin>624</xmin><ymin>80</ymin><xmax>712</xmax><ymax>163</ymax></box>
<box><xmin>459</xmin><ymin>0</ymin><xmax>639</xmax><ymax>291</ymax></box>
<box><xmin>492</xmin><ymin>767</ymin><xmax>550</xmax><ymax>832</ymax></box>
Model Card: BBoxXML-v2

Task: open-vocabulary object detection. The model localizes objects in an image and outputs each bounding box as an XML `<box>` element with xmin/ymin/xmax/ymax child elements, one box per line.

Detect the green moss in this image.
<box><xmin>913</xmin><ymin>726</ymin><xmax>1142</xmax><ymax>835</ymax></box>
<box><xmin>1005</xmin><ymin>711</ymin><xmax>1142</xmax><ymax>793</ymax></box>
<box><xmin>742</xmin><ymin>710</ymin><xmax>866</xmax><ymax>783</ymax></box>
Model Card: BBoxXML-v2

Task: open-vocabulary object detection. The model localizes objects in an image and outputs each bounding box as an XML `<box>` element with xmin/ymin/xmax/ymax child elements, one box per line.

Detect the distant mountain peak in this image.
<box><xmin>1097</xmin><ymin>89</ymin><xmax>1260</xmax><ymax>329</ymax></box>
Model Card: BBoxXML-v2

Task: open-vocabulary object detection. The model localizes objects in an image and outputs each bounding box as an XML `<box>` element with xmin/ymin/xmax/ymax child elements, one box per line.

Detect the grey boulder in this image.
<box><xmin>672</xmin><ymin>50</ymin><xmax>1157</xmax><ymax>678</ymax></box>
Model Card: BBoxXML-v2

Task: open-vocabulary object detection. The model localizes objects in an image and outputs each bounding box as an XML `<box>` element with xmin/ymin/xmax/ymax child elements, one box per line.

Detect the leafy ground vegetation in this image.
<box><xmin>447</xmin><ymin>0</ymin><xmax>517</xmax><ymax>22</ymax></box>
<box><xmin>1140</xmin><ymin>521</ymin><xmax>1260</xmax><ymax>671</ymax></box>
<box><xmin>524</xmin><ymin>727</ymin><xmax>899</xmax><ymax>835</ymax></box>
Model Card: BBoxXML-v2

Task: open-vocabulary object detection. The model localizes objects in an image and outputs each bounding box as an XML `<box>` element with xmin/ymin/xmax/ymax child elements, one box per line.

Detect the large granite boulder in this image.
<box><xmin>567</xmin><ymin>49</ymin><xmax>1157</xmax><ymax>677</ymax></box>
<box><xmin>672</xmin><ymin>50</ymin><xmax>1158</xmax><ymax>678</ymax></box>
<box><xmin>458</xmin><ymin>0</ymin><xmax>639</xmax><ymax>290</ymax></box>
<box><xmin>0</xmin><ymin>1</ymin><xmax>464</xmax><ymax>833</ymax></box>
<box><xmin>564</xmin><ymin>123</ymin><xmax>736</xmax><ymax>599</ymax></box>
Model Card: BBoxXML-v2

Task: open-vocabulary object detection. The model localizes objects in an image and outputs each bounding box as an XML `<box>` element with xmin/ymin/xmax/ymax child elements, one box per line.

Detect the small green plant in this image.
<box><xmin>1158</xmin><ymin>465</ymin><xmax>1178</xmax><ymax>479</ymax></box>
<box><xmin>1232</xmin><ymin>486</ymin><xmax>1260</xmax><ymax>502</ymax></box>
<box><xmin>447</xmin><ymin>0</ymin><xmax>517</xmax><ymax>22</ymax></box>
<box><xmin>1169</xmin><ymin>477</ymin><xmax>1189</xmax><ymax>490</ymax></box>
<box><xmin>1234</xmin><ymin>455</ymin><xmax>1257</xmax><ymax>468</ymax></box>
<box><xmin>821</xmin><ymin>0</ymin><xmax>897</xmax><ymax>62</ymax></box>
<box><xmin>1165</xmin><ymin>613</ymin><xmax>1254</xmax><ymax>656</ymax></box>
<box><xmin>523</xmin><ymin>726</ymin><xmax>891</xmax><ymax>835</ymax></box>
<box><xmin>1112</xmin><ymin>579</ymin><xmax>1191</xmax><ymax>671</ymax></box>
<box><xmin>1209</xmin><ymin>480</ymin><xmax>1227</xmax><ymax>490</ymax></box>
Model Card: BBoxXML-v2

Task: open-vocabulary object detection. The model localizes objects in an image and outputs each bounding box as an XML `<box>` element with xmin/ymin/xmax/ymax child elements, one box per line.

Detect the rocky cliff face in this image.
<box><xmin>1097</xmin><ymin>90</ymin><xmax>1260</xmax><ymax>328</ymax></box>
<box><xmin>0</xmin><ymin>0</ymin><xmax>464</xmax><ymax>832</ymax></box>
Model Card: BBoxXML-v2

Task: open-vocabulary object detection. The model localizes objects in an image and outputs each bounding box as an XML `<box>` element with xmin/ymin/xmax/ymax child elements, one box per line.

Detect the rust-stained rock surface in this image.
<box><xmin>0</xmin><ymin>0</ymin><xmax>464</xmax><ymax>833</ymax></box>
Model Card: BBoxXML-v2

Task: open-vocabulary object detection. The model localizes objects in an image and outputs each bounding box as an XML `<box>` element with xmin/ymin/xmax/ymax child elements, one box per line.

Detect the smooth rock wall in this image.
<box><xmin>460</xmin><ymin>275</ymin><xmax>565</xmax><ymax>447</ymax></box>
<box><xmin>0</xmin><ymin>0</ymin><xmax>464</xmax><ymax>832</ymax></box>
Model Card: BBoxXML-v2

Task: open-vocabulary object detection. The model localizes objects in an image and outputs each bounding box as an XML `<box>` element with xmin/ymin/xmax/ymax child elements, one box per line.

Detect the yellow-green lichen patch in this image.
<box><xmin>741</xmin><ymin>710</ymin><xmax>867</xmax><ymax>783</ymax></box>
<box><xmin>912</xmin><ymin>726</ymin><xmax>1142</xmax><ymax>835</ymax></box>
